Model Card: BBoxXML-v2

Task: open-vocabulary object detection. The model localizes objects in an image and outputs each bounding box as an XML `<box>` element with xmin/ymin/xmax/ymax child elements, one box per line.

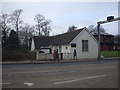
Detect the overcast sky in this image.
<box><xmin>1</xmin><ymin>2</ymin><xmax>119</xmax><ymax>35</ymax></box>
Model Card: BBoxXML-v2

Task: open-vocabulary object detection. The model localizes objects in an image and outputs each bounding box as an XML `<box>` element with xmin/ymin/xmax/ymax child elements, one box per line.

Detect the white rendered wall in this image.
<box><xmin>31</xmin><ymin>38</ymin><xmax>35</xmax><ymax>51</ymax></box>
<box><xmin>70</xmin><ymin>29</ymin><xmax>98</xmax><ymax>59</ymax></box>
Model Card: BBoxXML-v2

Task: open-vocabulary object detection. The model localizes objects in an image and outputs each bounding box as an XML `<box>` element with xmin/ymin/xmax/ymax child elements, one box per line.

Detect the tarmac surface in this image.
<box><xmin>2</xmin><ymin>58</ymin><xmax>119</xmax><ymax>88</ymax></box>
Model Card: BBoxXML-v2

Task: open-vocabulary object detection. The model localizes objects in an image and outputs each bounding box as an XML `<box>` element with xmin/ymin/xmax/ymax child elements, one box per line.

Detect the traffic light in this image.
<box><xmin>107</xmin><ymin>16</ymin><xmax>114</xmax><ymax>21</ymax></box>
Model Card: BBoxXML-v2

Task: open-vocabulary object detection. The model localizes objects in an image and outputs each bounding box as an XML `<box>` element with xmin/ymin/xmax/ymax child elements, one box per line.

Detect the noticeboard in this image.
<box><xmin>71</xmin><ymin>43</ymin><xmax>76</xmax><ymax>47</ymax></box>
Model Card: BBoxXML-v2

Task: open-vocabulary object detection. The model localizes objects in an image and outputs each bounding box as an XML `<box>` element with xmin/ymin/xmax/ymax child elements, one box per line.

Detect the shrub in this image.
<box><xmin>2</xmin><ymin>50</ymin><xmax>36</xmax><ymax>61</ymax></box>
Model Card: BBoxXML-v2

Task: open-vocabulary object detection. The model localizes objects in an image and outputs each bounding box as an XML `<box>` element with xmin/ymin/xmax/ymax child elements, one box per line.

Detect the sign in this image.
<box><xmin>71</xmin><ymin>43</ymin><xmax>76</xmax><ymax>47</ymax></box>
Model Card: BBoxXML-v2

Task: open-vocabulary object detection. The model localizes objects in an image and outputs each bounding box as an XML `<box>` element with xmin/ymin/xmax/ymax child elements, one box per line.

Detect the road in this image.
<box><xmin>2</xmin><ymin>59</ymin><xmax>118</xmax><ymax>88</ymax></box>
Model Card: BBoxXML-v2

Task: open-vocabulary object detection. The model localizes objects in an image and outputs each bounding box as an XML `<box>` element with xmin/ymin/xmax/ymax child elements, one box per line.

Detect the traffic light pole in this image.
<box><xmin>97</xmin><ymin>22</ymin><xmax>101</xmax><ymax>59</ymax></box>
<box><xmin>97</xmin><ymin>17</ymin><xmax>120</xmax><ymax>59</ymax></box>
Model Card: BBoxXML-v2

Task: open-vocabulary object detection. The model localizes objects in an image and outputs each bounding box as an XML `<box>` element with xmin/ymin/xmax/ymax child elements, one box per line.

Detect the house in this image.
<box><xmin>31</xmin><ymin>27</ymin><xmax>98</xmax><ymax>60</ymax></box>
<box><xmin>93</xmin><ymin>33</ymin><xmax>115</xmax><ymax>51</ymax></box>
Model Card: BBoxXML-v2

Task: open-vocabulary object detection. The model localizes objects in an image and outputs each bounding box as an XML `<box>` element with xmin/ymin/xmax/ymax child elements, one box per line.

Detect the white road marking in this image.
<box><xmin>24</xmin><ymin>82</ymin><xmax>34</xmax><ymax>86</ymax></box>
<box><xmin>51</xmin><ymin>77</ymin><xmax>82</xmax><ymax>81</ymax></box>
<box><xmin>2</xmin><ymin>83</ymin><xmax>11</xmax><ymax>85</ymax></box>
<box><xmin>53</xmin><ymin>75</ymin><xmax>106</xmax><ymax>85</ymax></box>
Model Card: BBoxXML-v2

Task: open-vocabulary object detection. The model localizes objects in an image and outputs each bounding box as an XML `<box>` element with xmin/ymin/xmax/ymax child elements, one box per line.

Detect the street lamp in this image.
<box><xmin>97</xmin><ymin>16</ymin><xmax>120</xmax><ymax>59</ymax></box>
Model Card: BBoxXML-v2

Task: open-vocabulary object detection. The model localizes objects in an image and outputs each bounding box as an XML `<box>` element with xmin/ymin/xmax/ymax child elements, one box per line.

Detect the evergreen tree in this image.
<box><xmin>7</xmin><ymin>30</ymin><xmax>20</xmax><ymax>50</ymax></box>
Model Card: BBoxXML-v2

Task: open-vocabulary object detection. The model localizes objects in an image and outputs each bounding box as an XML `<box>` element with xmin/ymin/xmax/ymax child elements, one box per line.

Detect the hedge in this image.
<box><xmin>2</xmin><ymin>51</ymin><xmax>36</xmax><ymax>61</ymax></box>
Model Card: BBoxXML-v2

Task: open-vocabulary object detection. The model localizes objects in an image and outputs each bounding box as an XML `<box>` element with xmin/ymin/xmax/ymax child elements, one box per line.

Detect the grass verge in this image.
<box><xmin>101</xmin><ymin>51</ymin><xmax>120</xmax><ymax>58</ymax></box>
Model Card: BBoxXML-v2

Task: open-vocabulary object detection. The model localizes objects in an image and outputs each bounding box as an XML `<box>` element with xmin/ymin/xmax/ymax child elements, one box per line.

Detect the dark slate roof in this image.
<box><xmin>51</xmin><ymin>28</ymin><xmax>83</xmax><ymax>45</ymax></box>
<box><xmin>33</xmin><ymin>28</ymin><xmax>84</xmax><ymax>50</ymax></box>
<box><xmin>33</xmin><ymin>36</ymin><xmax>52</xmax><ymax>49</ymax></box>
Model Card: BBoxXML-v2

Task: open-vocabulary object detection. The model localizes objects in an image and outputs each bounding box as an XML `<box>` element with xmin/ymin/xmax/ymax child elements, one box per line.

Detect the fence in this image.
<box><xmin>36</xmin><ymin>52</ymin><xmax>53</xmax><ymax>60</ymax></box>
<box><xmin>36</xmin><ymin>52</ymin><xmax>72</xmax><ymax>60</ymax></box>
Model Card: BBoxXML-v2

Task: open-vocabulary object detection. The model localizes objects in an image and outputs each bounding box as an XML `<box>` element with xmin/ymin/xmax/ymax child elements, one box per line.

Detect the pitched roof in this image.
<box><xmin>51</xmin><ymin>28</ymin><xmax>83</xmax><ymax>45</ymax></box>
<box><xmin>33</xmin><ymin>36</ymin><xmax>52</xmax><ymax>49</ymax></box>
<box><xmin>33</xmin><ymin>28</ymin><xmax>84</xmax><ymax>49</ymax></box>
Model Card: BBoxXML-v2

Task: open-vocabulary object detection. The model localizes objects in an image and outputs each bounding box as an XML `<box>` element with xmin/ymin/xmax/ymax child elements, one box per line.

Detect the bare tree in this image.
<box><xmin>42</xmin><ymin>19</ymin><xmax>52</xmax><ymax>36</ymax></box>
<box><xmin>9</xmin><ymin>9</ymin><xmax>23</xmax><ymax>50</ymax></box>
<box><xmin>20</xmin><ymin>23</ymin><xmax>36</xmax><ymax>48</ymax></box>
<box><xmin>34</xmin><ymin>14</ymin><xmax>52</xmax><ymax>36</ymax></box>
<box><xmin>10</xmin><ymin>9</ymin><xmax>23</xmax><ymax>35</ymax></box>
<box><xmin>87</xmin><ymin>25</ymin><xmax>95</xmax><ymax>33</ymax></box>
<box><xmin>88</xmin><ymin>25</ymin><xmax>106</xmax><ymax>34</ymax></box>
<box><xmin>67</xmin><ymin>25</ymin><xmax>77</xmax><ymax>32</ymax></box>
<box><xmin>0</xmin><ymin>14</ymin><xmax>10</xmax><ymax>31</ymax></box>
<box><xmin>34</xmin><ymin>14</ymin><xmax>45</xmax><ymax>36</ymax></box>
<box><xmin>0</xmin><ymin>13</ymin><xmax>11</xmax><ymax>46</ymax></box>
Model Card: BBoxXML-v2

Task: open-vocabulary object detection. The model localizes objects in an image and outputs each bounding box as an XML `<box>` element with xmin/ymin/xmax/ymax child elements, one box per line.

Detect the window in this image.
<box><xmin>82</xmin><ymin>40</ymin><xmax>88</xmax><ymax>51</ymax></box>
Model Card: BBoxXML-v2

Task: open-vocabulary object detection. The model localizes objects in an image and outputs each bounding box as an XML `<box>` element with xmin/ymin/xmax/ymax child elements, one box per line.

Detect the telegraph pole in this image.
<box><xmin>97</xmin><ymin>16</ymin><xmax>120</xmax><ymax>59</ymax></box>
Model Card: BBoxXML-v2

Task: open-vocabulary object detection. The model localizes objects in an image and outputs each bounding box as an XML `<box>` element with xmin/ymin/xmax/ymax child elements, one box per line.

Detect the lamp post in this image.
<box><xmin>97</xmin><ymin>16</ymin><xmax>120</xmax><ymax>59</ymax></box>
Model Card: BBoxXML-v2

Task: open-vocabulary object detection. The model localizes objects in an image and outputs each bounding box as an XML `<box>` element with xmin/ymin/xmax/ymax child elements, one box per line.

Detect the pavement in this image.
<box><xmin>1</xmin><ymin>57</ymin><xmax>120</xmax><ymax>65</ymax></box>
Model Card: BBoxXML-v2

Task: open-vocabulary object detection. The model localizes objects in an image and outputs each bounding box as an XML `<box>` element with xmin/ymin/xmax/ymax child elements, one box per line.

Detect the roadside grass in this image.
<box><xmin>101</xmin><ymin>51</ymin><xmax>120</xmax><ymax>58</ymax></box>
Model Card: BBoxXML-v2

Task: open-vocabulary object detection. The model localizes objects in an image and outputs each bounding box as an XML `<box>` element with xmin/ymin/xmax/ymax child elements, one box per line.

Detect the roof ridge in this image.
<box><xmin>33</xmin><ymin>35</ymin><xmax>51</xmax><ymax>37</ymax></box>
<box><xmin>53</xmin><ymin>27</ymin><xmax>85</xmax><ymax>37</ymax></box>
<box><xmin>33</xmin><ymin>27</ymin><xmax>85</xmax><ymax>37</ymax></box>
